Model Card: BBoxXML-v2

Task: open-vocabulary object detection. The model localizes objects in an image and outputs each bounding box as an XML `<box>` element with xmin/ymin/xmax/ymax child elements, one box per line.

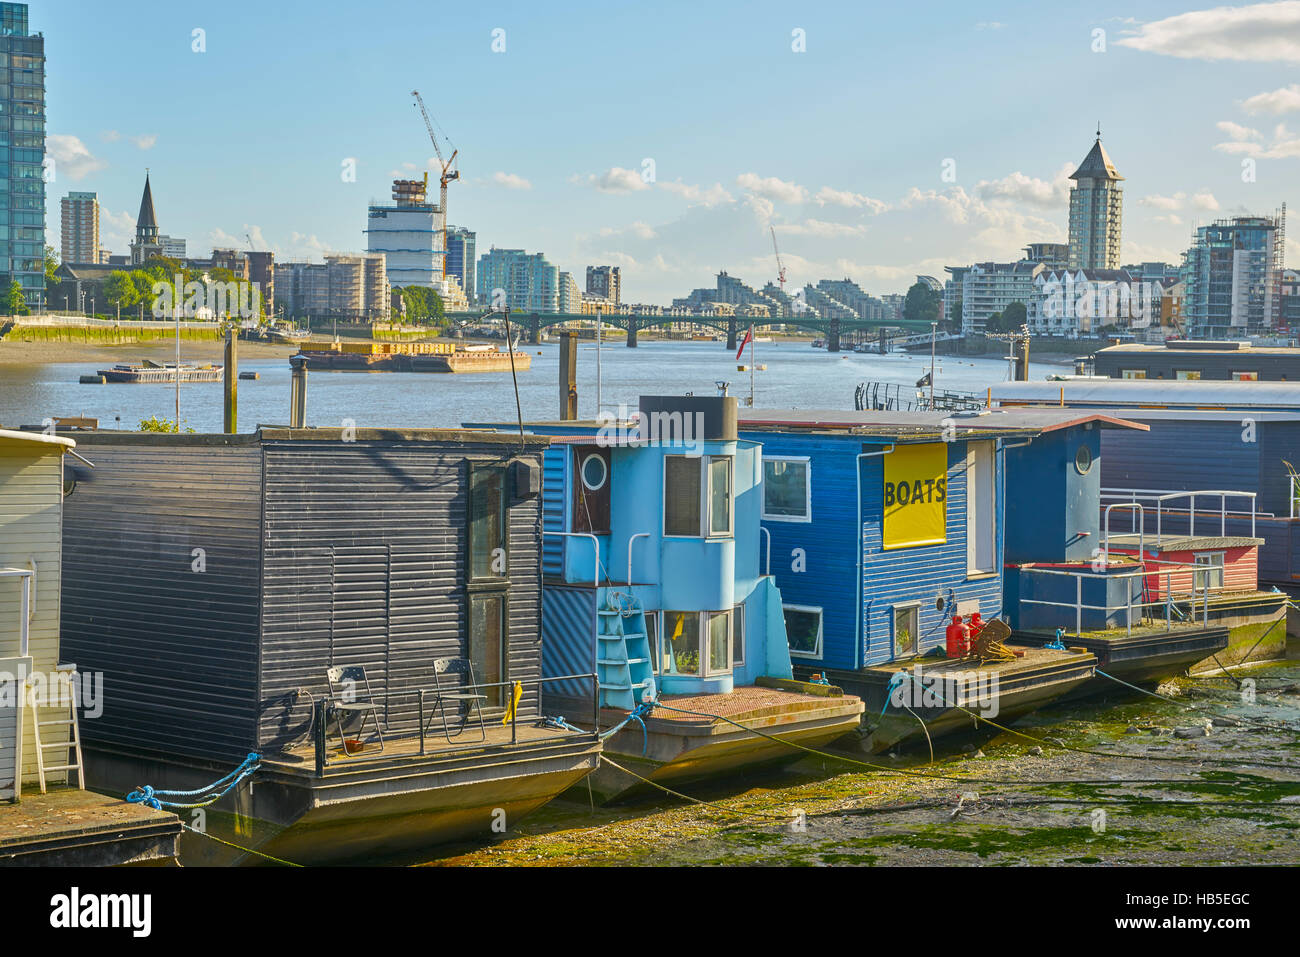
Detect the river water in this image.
<box><xmin>0</xmin><ymin>340</ymin><xmax>1056</xmax><ymax>431</ymax></box>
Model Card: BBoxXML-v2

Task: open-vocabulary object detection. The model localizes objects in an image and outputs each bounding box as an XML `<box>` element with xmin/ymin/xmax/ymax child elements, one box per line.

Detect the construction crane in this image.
<box><xmin>245</xmin><ymin>232</ymin><xmax>256</xmax><ymax>253</ymax></box>
<box><xmin>411</xmin><ymin>89</ymin><xmax>459</xmax><ymax>280</ymax></box>
<box><xmin>770</xmin><ymin>225</ymin><xmax>787</xmax><ymax>295</ymax></box>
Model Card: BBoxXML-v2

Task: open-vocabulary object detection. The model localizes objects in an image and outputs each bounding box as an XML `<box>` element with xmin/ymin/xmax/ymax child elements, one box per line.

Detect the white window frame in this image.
<box><xmin>732</xmin><ymin>602</ymin><xmax>746</xmax><ymax>667</ymax></box>
<box><xmin>892</xmin><ymin>602</ymin><xmax>921</xmax><ymax>660</ymax></box>
<box><xmin>761</xmin><ymin>455</ymin><xmax>812</xmax><ymax>523</ymax></box>
<box><xmin>662</xmin><ymin>454</ymin><xmax>734</xmax><ymax>539</ymax></box>
<box><xmin>966</xmin><ymin>440</ymin><xmax>996</xmax><ymax>577</ymax></box>
<box><xmin>1193</xmin><ymin>551</ymin><xmax>1225</xmax><ymax>590</ymax></box>
<box><xmin>703</xmin><ymin>609</ymin><xmax>732</xmax><ymax>677</ymax></box>
<box><xmin>659</xmin><ymin>608</ymin><xmax>734</xmax><ymax>677</ymax></box>
<box><xmin>783</xmin><ymin>603</ymin><xmax>823</xmax><ymax>659</ymax></box>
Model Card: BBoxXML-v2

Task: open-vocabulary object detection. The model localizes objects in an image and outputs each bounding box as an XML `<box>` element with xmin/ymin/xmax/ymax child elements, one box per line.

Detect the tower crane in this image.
<box><xmin>770</xmin><ymin>225</ymin><xmax>788</xmax><ymax>305</ymax></box>
<box><xmin>411</xmin><ymin>89</ymin><xmax>459</xmax><ymax>280</ymax></box>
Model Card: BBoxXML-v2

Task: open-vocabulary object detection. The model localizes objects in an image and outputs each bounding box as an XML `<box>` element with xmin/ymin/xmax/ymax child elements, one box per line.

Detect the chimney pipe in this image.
<box><xmin>289</xmin><ymin>354</ymin><xmax>307</xmax><ymax>428</ymax></box>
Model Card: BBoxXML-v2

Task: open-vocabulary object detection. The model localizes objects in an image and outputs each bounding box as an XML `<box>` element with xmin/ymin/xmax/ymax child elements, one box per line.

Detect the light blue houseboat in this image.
<box><xmin>472</xmin><ymin>396</ymin><xmax>864</xmax><ymax>802</ymax></box>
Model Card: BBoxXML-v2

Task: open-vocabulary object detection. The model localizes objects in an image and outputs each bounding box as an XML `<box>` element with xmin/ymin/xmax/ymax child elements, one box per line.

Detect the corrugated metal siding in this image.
<box><xmin>541</xmin><ymin>446</ymin><xmax>566</xmax><ymax>577</ymax></box>
<box><xmin>60</xmin><ymin>443</ymin><xmax>263</xmax><ymax>762</ymax></box>
<box><xmin>860</xmin><ymin>443</ymin><xmax>1002</xmax><ymax>667</ymax></box>
<box><xmin>258</xmin><ymin>441</ymin><xmax>544</xmax><ymax>749</ymax></box>
<box><xmin>0</xmin><ymin>444</ymin><xmax>65</xmax><ymax>785</ymax></box>
<box><xmin>1102</xmin><ymin>420</ymin><xmax>1260</xmax><ymax>496</ymax></box>
<box><xmin>540</xmin><ymin>584</ymin><xmax>596</xmax><ymax>701</ymax></box>
<box><xmin>1259</xmin><ymin>423</ymin><xmax>1300</xmax><ymax>515</ymax></box>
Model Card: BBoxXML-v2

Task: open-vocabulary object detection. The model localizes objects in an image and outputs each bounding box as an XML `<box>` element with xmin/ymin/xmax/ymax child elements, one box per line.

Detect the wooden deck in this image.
<box><xmin>0</xmin><ymin>788</ymin><xmax>181</xmax><ymax>866</ymax></box>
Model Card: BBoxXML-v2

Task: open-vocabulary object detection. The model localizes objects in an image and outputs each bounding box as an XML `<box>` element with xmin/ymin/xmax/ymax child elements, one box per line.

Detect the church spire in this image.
<box><xmin>136</xmin><ymin>171</ymin><xmax>159</xmax><ymax>241</ymax></box>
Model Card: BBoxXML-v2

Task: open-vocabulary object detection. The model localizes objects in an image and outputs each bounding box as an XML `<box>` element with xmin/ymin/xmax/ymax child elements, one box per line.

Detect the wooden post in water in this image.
<box><xmin>223</xmin><ymin>328</ymin><xmax>238</xmax><ymax>434</ymax></box>
<box><xmin>559</xmin><ymin>331</ymin><xmax>578</xmax><ymax>420</ymax></box>
<box><xmin>289</xmin><ymin>354</ymin><xmax>307</xmax><ymax>428</ymax></box>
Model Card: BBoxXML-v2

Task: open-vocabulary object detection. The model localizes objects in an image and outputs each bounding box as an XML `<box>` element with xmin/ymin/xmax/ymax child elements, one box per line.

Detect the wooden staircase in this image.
<box><xmin>596</xmin><ymin>590</ymin><xmax>653</xmax><ymax>710</ymax></box>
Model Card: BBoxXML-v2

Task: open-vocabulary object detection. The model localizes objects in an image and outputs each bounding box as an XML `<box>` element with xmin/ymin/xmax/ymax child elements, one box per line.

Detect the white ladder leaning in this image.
<box><xmin>29</xmin><ymin>663</ymin><xmax>85</xmax><ymax>793</ymax></box>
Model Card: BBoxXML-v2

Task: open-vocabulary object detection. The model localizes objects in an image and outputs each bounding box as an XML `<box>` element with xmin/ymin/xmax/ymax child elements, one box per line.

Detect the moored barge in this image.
<box><xmin>97</xmin><ymin>360</ymin><xmax>223</xmax><ymax>384</ymax></box>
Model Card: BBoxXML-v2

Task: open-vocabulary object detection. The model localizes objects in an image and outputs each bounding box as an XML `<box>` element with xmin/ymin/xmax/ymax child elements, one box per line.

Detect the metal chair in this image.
<box><xmin>425</xmin><ymin>658</ymin><xmax>488</xmax><ymax>743</ymax></box>
<box><xmin>326</xmin><ymin>665</ymin><xmax>385</xmax><ymax>756</ymax></box>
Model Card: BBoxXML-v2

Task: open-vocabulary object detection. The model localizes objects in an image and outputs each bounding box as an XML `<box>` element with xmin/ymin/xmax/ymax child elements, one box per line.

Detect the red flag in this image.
<box><xmin>736</xmin><ymin>324</ymin><xmax>753</xmax><ymax>360</ymax></box>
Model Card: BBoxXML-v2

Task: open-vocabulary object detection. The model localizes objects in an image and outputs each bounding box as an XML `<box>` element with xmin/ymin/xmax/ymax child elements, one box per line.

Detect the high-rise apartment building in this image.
<box><xmin>476</xmin><ymin>247</ymin><xmax>558</xmax><ymax>312</ymax></box>
<box><xmin>1</xmin><ymin>3</ymin><xmax>46</xmax><ymax>305</ymax></box>
<box><xmin>1181</xmin><ymin>215</ymin><xmax>1283</xmax><ymax>338</ymax></box>
<box><xmin>558</xmin><ymin>271</ymin><xmax>583</xmax><ymax>314</ymax></box>
<box><xmin>61</xmin><ymin>191</ymin><xmax>99</xmax><ymax>265</ymax></box>
<box><xmin>445</xmin><ymin>226</ymin><xmax>476</xmax><ymax>305</ymax></box>
<box><xmin>1067</xmin><ymin>132</ymin><xmax>1124</xmax><ymax>270</ymax></box>
<box><xmin>961</xmin><ymin>261</ymin><xmax>1043</xmax><ymax>333</ymax></box>
<box><xmin>366</xmin><ymin>178</ymin><xmax>440</xmax><ymax>288</ymax></box>
<box><xmin>274</xmin><ymin>253</ymin><xmax>388</xmax><ymax>320</ymax></box>
<box><xmin>586</xmin><ymin>265</ymin><xmax>621</xmax><ymax>304</ymax></box>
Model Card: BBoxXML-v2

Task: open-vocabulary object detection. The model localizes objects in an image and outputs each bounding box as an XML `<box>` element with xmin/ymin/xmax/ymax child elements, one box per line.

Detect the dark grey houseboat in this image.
<box><xmin>58</xmin><ymin>428</ymin><xmax>601</xmax><ymax>865</ymax></box>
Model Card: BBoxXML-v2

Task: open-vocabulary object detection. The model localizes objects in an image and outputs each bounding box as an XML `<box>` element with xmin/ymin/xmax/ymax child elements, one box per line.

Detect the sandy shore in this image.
<box><xmin>0</xmin><ymin>338</ymin><xmax>300</xmax><ymax>365</ymax></box>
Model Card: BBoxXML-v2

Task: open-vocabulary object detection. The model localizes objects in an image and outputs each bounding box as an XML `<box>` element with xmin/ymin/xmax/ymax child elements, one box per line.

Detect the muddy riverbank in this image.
<box><xmin>401</xmin><ymin>658</ymin><xmax>1300</xmax><ymax>867</ymax></box>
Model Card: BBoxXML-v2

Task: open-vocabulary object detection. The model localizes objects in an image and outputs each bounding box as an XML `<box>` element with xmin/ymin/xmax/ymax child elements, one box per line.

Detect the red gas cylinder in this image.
<box><xmin>945</xmin><ymin>615</ymin><xmax>970</xmax><ymax>659</ymax></box>
<box><xmin>968</xmin><ymin>612</ymin><xmax>985</xmax><ymax>642</ymax></box>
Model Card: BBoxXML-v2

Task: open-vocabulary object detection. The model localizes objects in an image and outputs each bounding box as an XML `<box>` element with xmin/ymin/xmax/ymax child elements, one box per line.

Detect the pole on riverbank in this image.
<box><xmin>559</xmin><ymin>331</ymin><xmax>577</xmax><ymax>420</ymax></box>
<box><xmin>223</xmin><ymin>328</ymin><xmax>237</xmax><ymax>434</ymax></box>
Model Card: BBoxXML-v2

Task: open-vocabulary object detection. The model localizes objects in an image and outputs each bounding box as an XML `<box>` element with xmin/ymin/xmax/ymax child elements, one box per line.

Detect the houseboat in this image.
<box><xmin>97</xmin><ymin>361</ymin><xmax>224</xmax><ymax>384</ymax></box>
<box><xmin>1091</xmin><ymin>339</ymin><xmax>1300</xmax><ymax>381</ymax></box>
<box><xmin>57</xmin><ymin>427</ymin><xmax>601</xmax><ymax>865</ymax></box>
<box><xmin>294</xmin><ymin>341</ymin><xmax>532</xmax><ymax>374</ymax></box>
<box><xmin>470</xmin><ymin>396</ymin><xmax>865</xmax><ymax>803</ymax></box>
<box><xmin>737</xmin><ymin>408</ymin><xmax>1154</xmax><ymax>753</ymax></box>
<box><xmin>0</xmin><ymin>428</ymin><xmax>182</xmax><ymax>866</ymax></box>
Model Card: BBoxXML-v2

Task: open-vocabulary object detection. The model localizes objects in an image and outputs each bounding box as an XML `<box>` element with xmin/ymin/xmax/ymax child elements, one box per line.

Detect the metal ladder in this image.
<box><xmin>29</xmin><ymin>665</ymin><xmax>85</xmax><ymax>793</ymax></box>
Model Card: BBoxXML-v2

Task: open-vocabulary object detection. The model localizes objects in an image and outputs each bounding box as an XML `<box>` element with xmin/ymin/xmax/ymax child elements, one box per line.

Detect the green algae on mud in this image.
<box><xmin>410</xmin><ymin>659</ymin><xmax>1300</xmax><ymax>867</ymax></box>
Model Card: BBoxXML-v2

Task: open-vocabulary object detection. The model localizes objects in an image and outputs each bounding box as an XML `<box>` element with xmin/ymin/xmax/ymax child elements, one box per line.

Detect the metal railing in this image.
<box><xmin>311</xmin><ymin>671</ymin><xmax>599</xmax><ymax>774</ymax></box>
<box><xmin>1100</xmin><ymin>488</ymin><xmax>1258</xmax><ymax>543</ymax></box>
<box><xmin>1018</xmin><ymin>564</ymin><xmax>1212</xmax><ymax>639</ymax></box>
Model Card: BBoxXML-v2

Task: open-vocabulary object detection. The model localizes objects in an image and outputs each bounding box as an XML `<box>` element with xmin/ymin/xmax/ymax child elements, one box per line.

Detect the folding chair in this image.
<box><xmin>425</xmin><ymin>658</ymin><xmax>488</xmax><ymax>743</ymax></box>
<box><xmin>326</xmin><ymin>665</ymin><xmax>385</xmax><ymax>756</ymax></box>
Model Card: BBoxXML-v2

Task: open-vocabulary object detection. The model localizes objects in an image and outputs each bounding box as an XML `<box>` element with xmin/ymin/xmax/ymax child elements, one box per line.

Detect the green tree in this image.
<box><xmin>902</xmin><ymin>281</ymin><xmax>941</xmax><ymax>326</ymax></box>
<box><xmin>1002</xmin><ymin>300</ymin><xmax>1027</xmax><ymax>332</ymax></box>
<box><xmin>103</xmin><ymin>271</ymin><xmax>140</xmax><ymax>310</ymax></box>
<box><xmin>5</xmin><ymin>279</ymin><xmax>27</xmax><ymax>316</ymax></box>
<box><xmin>44</xmin><ymin>245</ymin><xmax>59</xmax><ymax>288</ymax></box>
<box><xmin>396</xmin><ymin>286</ymin><xmax>447</xmax><ymax>327</ymax></box>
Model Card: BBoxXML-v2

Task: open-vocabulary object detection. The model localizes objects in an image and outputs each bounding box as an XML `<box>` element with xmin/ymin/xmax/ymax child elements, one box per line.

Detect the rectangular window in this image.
<box><xmin>708</xmin><ymin>456</ymin><xmax>732</xmax><ymax>537</ymax></box>
<box><xmin>732</xmin><ymin>603</ymin><xmax>746</xmax><ymax>667</ymax></box>
<box><xmin>1193</xmin><ymin>552</ymin><xmax>1225</xmax><ymax>590</ymax></box>
<box><xmin>966</xmin><ymin>440</ymin><xmax>996</xmax><ymax>575</ymax></box>
<box><xmin>762</xmin><ymin>456</ymin><xmax>811</xmax><ymax>521</ymax></box>
<box><xmin>1231</xmin><ymin>371</ymin><xmax>1259</xmax><ymax>381</ymax></box>
<box><xmin>894</xmin><ymin>604</ymin><xmax>919</xmax><ymax>659</ymax></box>
<box><xmin>1120</xmin><ymin>369</ymin><xmax>1147</xmax><ymax>379</ymax></box>
<box><xmin>664</xmin><ymin>610</ymin><xmax>700</xmax><ymax>674</ymax></box>
<box><xmin>645</xmin><ymin>612</ymin><xmax>660</xmax><ymax>674</ymax></box>
<box><xmin>783</xmin><ymin>605</ymin><xmax>823</xmax><ymax>659</ymax></box>
<box><xmin>468</xmin><ymin>464</ymin><xmax>507</xmax><ymax>581</ymax></box>
<box><xmin>664</xmin><ymin>455</ymin><xmax>701</xmax><ymax>536</ymax></box>
<box><xmin>468</xmin><ymin>593</ymin><xmax>506</xmax><ymax>707</ymax></box>
<box><xmin>1175</xmin><ymin>369</ymin><xmax>1202</xmax><ymax>380</ymax></box>
<box><xmin>706</xmin><ymin>610</ymin><xmax>731</xmax><ymax>676</ymax></box>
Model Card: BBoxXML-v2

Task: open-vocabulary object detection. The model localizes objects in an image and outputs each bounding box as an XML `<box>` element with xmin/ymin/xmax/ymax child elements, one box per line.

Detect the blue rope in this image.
<box><xmin>126</xmin><ymin>752</ymin><xmax>261</xmax><ymax>811</ymax></box>
<box><xmin>881</xmin><ymin>672</ymin><xmax>909</xmax><ymax>714</ymax></box>
<box><xmin>598</xmin><ymin>700</ymin><xmax>655</xmax><ymax>755</ymax></box>
<box><xmin>1044</xmin><ymin>628</ymin><xmax>1066</xmax><ymax>651</ymax></box>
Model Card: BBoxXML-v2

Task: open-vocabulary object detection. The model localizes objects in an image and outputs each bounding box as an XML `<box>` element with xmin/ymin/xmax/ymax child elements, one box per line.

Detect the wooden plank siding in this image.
<box><xmin>256</xmin><ymin>440</ymin><xmax>546</xmax><ymax>751</ymax></box>
<box><xmin>60</xmin><ymin>442</ymin><xmax>264</xmax><ymax>763</ymax></box>
<box><xmin>0</xmin><ymin>444</ymin><xmax>67</xmax><ymax>788</ymax></box>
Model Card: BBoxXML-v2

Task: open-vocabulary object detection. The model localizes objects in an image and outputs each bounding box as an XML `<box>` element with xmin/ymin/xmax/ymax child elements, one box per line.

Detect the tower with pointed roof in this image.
<box><xmin>130</xmin><ymin>171</ymin><xmax>164</xmax><ymax>265</ymax></box>
<box><xmin>1067</xmin><ymin>128</ymin><xmax>1124</xmax><ymax>270</ymax></box>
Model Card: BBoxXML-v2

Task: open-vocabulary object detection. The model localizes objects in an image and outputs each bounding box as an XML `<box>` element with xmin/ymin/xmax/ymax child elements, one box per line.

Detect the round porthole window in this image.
<box><xmin>580</xmin><ymin>453</ymin><xmax>608</xmax><ymax>491</ymax></box>
<box><xmin>1075</xmin><ymin>444</ymin><xmax>1093</xmax><ymax>475</ymax></box>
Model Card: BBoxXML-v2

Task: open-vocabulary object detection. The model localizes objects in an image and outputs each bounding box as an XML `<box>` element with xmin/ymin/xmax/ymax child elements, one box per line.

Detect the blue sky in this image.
<box><xmin>40</xmin><ymin>0</ymin><xmax>1300</xmax><ymax>302</ymax></box>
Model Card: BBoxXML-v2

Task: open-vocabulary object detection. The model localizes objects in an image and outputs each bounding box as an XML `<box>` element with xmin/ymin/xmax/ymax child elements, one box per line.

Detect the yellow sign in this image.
<box><xmin>883</xmin><ymin>443</ymin><xmax>948</xmax><ymax>549</ymax></box>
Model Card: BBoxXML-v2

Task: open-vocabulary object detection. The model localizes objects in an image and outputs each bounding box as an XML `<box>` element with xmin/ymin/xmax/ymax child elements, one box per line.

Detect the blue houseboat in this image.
<box><xmin>737</xmin><ymin>408</ymin><xmax>1146</xmax><ymax>752</ymax></box>
<box><xmin>472</xmin><ymin>396</ymin><xmax>864</xmax><ymax>803</ymax></box>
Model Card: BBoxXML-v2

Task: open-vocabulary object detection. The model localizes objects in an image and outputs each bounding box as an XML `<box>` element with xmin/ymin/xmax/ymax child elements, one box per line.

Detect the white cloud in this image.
<box><xmin>490</xmin><ymin>171</ymin><xmax>532</xmax><ymax>190</ymax></box>
<box><xmin>598</xmin><ymin>221</ymin><xmax>657</xmax><ymax>240</ymax></box>
<box><xmin>1243</xmin><ymin>83</ymin><xmax>1300</xmax><ymax>114</ymax></box>
<box><xmin>813</xmin><ymin>186</ymin><xmax>888</xmax><ymax>213</ymax></box>
<box><xmin>1217</xmin><ymin>120</ymin><xmax>1261</xmax><ymax>141</ymax></box>
<box><xmin>974</xmin><ymin>166</ymin><xmax>1070</xmax><ymax>208</ymax></box>
<box><xmin>658</xmin><ymin>179</ymin><xmax>733</xmax><ymax>206</ymax></box>
<box><xmin>1117</xmin><ymin>2</ymin><xmax>1300</xmax><ymax>62</ymax></box>
<box><xmin>735</xmin><ymin>172</ymin><xmax>808</xmax><ymax>204</ymax></box>
<box><xmin>1214</xmin><ymin>120</ymin><xmax>1300</xmax><ymax>158</ymax></box>
<box><xmin>100</xmin><ymin>130</ymin><xmax>121</xmax><ymax>143</ymax></box>
<box><xmin>775</xmin><ymin>219</ymin><xmax>870</xmax><ymax>238</ymax></box>
<box><xmin>47</xmin><ymin>134</ymin><xmax>108</xmax><ymax>181</ymax></box>
<box><xmin>286</xmin><ymin>232</ymin><xmax>330</xmax><ymax>259</ymax></box>
<box><xmin>98</xmin><ymin>209</ymin><xmax>135</xmax><ymax>253</ymax></box>
<box><xmin>1139</xmin><ymin>191</ymin><xmax>1220</xmax><ymax>212</ymax></box>
<box><xmin>130</xmin><ymin>134</ymin><xmax>158</xmax><ymax>151</ymax></box>
<box><xmin>574</xmin><ymin>166</ymin><xmax>650</xmax><ymax>193</ymax></box>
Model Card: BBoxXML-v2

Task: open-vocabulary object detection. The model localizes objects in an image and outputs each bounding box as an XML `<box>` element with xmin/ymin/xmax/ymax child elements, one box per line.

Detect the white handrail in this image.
<box><xmin>626</xmin><ymin>532</ymin><xmax>650</xmax><ymax>587</ymax></box>
<box><xmin>760</xmin><ymin>527</ymin><xmax>771</xmax><ymax>576</ymax></box>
